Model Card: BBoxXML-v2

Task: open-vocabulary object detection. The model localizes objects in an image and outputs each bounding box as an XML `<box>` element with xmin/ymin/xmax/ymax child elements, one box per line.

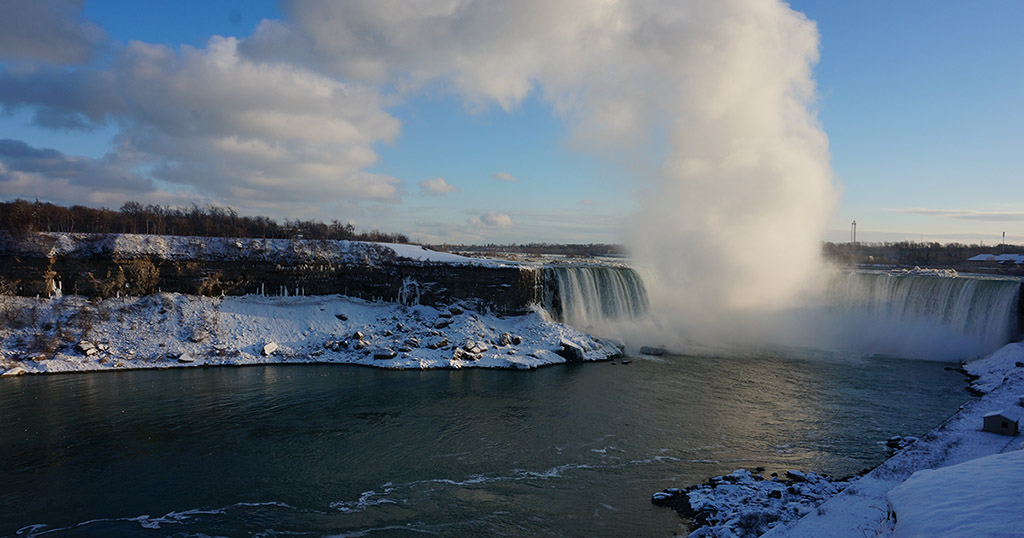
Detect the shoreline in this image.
<box><xmin>0</xmin><ymin>293</ymin><xmax>620</xmax><ymax>377</ymax></box>
<box><xmin>654</xmin><ymin>341</ymin><xmax>1024</xmax><ymax>537</ymax></box>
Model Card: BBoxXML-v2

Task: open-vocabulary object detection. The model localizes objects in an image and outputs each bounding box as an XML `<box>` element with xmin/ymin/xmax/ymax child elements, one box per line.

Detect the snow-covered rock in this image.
<box><xmin>262</xmin><ymin>342</ymin><xmax>280</xmax><ymax>356</ymax></box>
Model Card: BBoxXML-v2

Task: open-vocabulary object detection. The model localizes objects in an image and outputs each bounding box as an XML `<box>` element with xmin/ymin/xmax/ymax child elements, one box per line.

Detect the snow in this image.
<box><xmin>2</xmin><ymin>232</ymin><xmax>512</xmax><ymax>267</ymax></box>
<box><xmin>887</xmin><ymin>450</ymin><xmax>1024</xmax><ymax>538</ymax></box>
<box><xmin>375</xmin><ymin>242</ymin><xmax>506</xmax><ymax>266</ymax></box>
<box><xmin>0</xmin><ymin>293</ymin><xmax>619</xmax><ymax>375</ymax></box>
<box><xmin>967</xmin><ymin>253</ymin><xmax>1024</xmax><ymax>263</ymax></box>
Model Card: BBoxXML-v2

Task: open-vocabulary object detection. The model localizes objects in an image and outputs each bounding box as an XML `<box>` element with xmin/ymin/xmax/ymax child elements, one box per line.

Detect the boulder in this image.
<box><xmin>463</xmin><ymin>341</ymin><xmax>489</xmax><ymax>354</ymax></box>
<box><xmin>557</xmin><ymin>339</ymin><xmax>586</xmax><ymax>362</ymax></box>
<box><xmin>335</xmin><ymin>313</ymin><xmax>348</xmax><ymax>321</ymax></box>
<box><xmin>426</xmin><ymin>336</ymin><xmax>449</xmax><ymax>350</ymax></box>
<box><xmin>785</xmin><ymin>470</ymin><xmax>807</xmax><ymax>482</ymax></box>
<box><xmin>435</xmin><ymin>319</ymin><xmax>452</xmax><ymax>329</ymax></box>
<box><xmin>177</xmin><ymin>352</ymin><xmax>196</xmax><ymax>363</ymax></box>
<box><xmin>498</xmin><ymin>332</ymin><xmax>512</xmax><ymax>346</ymax></box>
<box><xmin>373</xmin><ymin>348</ymin><xmax>397</xmax><ymax>360</ymax></box>
<box><xmin>1</xmin><ymin>366</ymin><xmax>27</xmax><ymax>376</ymax></box>
<box><xmin>262</xmin><ymin>342</ymin><xmax>280</xmax><ymax>356</ymax></box>
<box><xmin>511</xmin><ymin>335</ymin><xmax>522</xmax><ymax>345</ymax></box>
<box><xmin>639</xmin><ymin>346</ymin><xmax>667</xmax><ymax>356</ymax></box>
<box><xmin>77</xmin><ymin>341</ymin><xmax>97</xmax><ymax>356</ymax></box>
<box><xmin>448</xmin><ymin>304</ymin><xmax>464</xmax><ymax>315</ymax></box>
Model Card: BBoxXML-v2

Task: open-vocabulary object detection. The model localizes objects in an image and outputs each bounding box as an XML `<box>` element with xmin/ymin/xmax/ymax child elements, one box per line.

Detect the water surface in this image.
<box><xmin>0</xmin><ymin>353</ymin><xmax>971</xmax><ymax>537</ymax></box>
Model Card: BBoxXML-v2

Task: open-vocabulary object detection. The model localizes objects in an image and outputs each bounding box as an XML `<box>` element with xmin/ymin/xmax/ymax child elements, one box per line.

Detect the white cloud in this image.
<box><xmin>578</xmin><ymin>199</ymin><xmax>603</xmax><ymax>206</ymax></box>
<box><xmin>0</xmin><ymin>36</ymin><xmax>403</xmax><ymax>217</ymax></box>
<box><xmin>469</xmin><ymin>211</ymin><xmax>514</xmax><ymax>229</ymax></box>
<box><xmin>491</xmin><ymin>172</ymin><xmax>518</xmax><ymax>183</ymax></box>
<box><xmin>418</xmin><ymin>177</ymin><xmax>458</xmax><ymax>196</ymax></box>
<box><xmin>888</xmin><ymin>208</ymin><xmax>1024</xmax><ymax>222</ymax></box>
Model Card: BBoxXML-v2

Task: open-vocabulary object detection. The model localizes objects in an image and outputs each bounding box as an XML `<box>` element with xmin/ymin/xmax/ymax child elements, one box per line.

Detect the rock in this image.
<box><xmin>452</xmin><ymin>347</ymin><xmax>466</xmax><ymax>361</ymax></box>
<box><xmin>435</xmin><ymin>319</ymin><xmax>452</xmax><ymax>329</ymax></box>
<box><xmin>785</xmin><ymin>470</ymin><xmax>807</xmax><ymax>482</ymax></box>
<box><xmin>373</xmin><ymin>348</ymin><xmax>397</xmax><ymax>360</ymax></box>
<box><xmin>507</xmin><ymin>349</ymin><xmax>518</xmax><ymax>355</ymax></box>
<box><xmin>511</xmin><ymin>335</ymin><xmax>522</xmax><ymax>345</ymax></box>
<box><xmin>448</xmin><ymin>305</ymin><xmax>464</xmax><ymax>315</ymax></box>
<box><xmin>438</xmin><ymin>310</ymin><xmax>454</xmax><ymax>319</ymax></box>
<box><xmin>352</xmin><ymin>331</ymin><xmax>364</xmax><ymax>340</ymax></box>
<box><xmin>398</xmin><ymin>346</ymin><xmax>413</xmax><ymax>353</ymax></box>
<box><xmin>463</xmin><ymin>341</ymin><xmax>489</xmax><ymax>354</ymax></box>
<box><xmin>262</xmin><ymin>342</ymin><xmax>279</xmax><ymax>356</ymax></box>
<box><xmin>353</xmin><ymin>340</ymin><xmax>366</xmax><ymax>350</ymax></box>
<box><xmin>640</xmin><ymin>346</ymin><xmax>667</xmax><ymax>356</ymax></box>
<box><xmin>557</xmin><ymin>339</ymin><xmax>586</xmax><ymax>362</ymax></box>
<box><xmin>1</xmin><ymin>366</ymin><xmax>27</xmax><ymax>376</ymax></box>
<box><xmin>177</xmin><ymin>352</ymin><xmax>195</xmax><ymax>363</ymax></box>
<box><xmin>189</xmin><ymin>330</ymin><xmax>209</xmax><ymax>343</ymax></box>
<box><xmin>323</xmin><ymin>340</ymin><xmax>335</xmax><ymax>349</ymax></box>
<box><xmin>405</xmin><ymin>337</ymin><xmax>420</xmax><ymax>348</ymax></box>
<box><xmin>97</xmin><ymin>343</ymin><xmax>110</xmax><ymax>351</ymax></box>
<box><xmin>335</xmin><ymin>313</ymin><xmax>348</xmax><ymax>321</ymax></box>
<box><xmin>498</xmin><ymin>332</ymin><xmax>513</xmax><ymax>346</ymax></box>
<box><xmin>426</xmin><ymin>336</ymin><xmax>449</xmax><ymax>350</ymax></box>
<box><xmin>383</xmin><ymin>330</ymin><xmax>393</xmax><ymax>336</ymax></box>
<box><xmin>76</xmin><ymin>341</ymin><xmax>96</xmax><ymax>355</ymax></box>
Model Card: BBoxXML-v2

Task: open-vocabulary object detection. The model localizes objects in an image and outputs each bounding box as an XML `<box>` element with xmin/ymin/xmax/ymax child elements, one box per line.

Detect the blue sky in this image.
<box><xmin>1</xmin><ymin>1</ymin><xmax>1021</xmax><ymax>245</ymax></box>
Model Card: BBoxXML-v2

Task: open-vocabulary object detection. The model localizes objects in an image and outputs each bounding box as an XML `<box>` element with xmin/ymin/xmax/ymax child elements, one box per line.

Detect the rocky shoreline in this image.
<box><xmin>652</xmin><ymin>342</ymin><xmax>1024</xmax><ymax>537</ymax></box>
<box><xmin>0</xmin><ymin>293</ymin><xmax>621</xmax><ymax>376</ymax></box>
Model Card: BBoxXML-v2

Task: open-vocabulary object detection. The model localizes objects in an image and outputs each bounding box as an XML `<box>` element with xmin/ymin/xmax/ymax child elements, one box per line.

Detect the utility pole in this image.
<box><xmin>850</xmin><ymin>220</ymin><xmax>857</xmax><ymax>244</ymax></box>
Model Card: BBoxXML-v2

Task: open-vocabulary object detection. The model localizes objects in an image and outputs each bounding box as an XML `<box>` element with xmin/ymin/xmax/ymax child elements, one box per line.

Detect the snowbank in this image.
<box><xmin>887</xmin><ymin>449</ymin><xmax>1024</xmax><ymax>538</ymax></box>
<box><xmin>0</xmin><ymin>294</ymin><xmax>620</xmax><ymax>375</ymax></box>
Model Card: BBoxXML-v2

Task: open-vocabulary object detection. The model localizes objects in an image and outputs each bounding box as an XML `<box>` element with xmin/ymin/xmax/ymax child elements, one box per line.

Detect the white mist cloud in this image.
<box><xmin>419</xmin><ymin>177</ymin><xmax>458</xmax><ymax>196</ymax></box>
<box><xmin>491</xmin><ymin>172</ymin><xmax>519</xmax><ymax>183</ymax></box>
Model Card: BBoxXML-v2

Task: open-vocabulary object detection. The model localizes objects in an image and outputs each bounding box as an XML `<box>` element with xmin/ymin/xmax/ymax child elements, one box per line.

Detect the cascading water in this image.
<box><xmin>542</xmin><ymin>265</ymin><xmax>649</xmax><ymax>329</ymax></box>
<box><xmin>826</xmin><ymin>270</ymin><xmax>1022</xmax><ymax>356</ymax></box>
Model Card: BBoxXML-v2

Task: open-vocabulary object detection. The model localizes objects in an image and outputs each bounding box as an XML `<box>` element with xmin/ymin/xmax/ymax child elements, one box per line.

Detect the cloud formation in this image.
<box><xmin>419</xmin><ymin>177</ymin><xmax>458</xmax><ymax>196</ymax></box>
<box><xmin>889</xmin><ymin>208</ymin><xmax>1024</xmax><ymax>222</ymax></box>
<box><xmin>0</xmin><ymin>36</ymin><xmax>402</xmax><ymax>215</ymax></box>
<box><xmin>491</xmin><ymin>171</ymin><xmax>519</xmax><ymax>183</ymax></box>
<box><xmin>469</xmin><ymin>211</ymin><xmax>514</xmax><ymax>229</ymax></box>
<box><xmin>0</xmin><ymin>0</ymin><xmax>105</xmax><ymax>64</ymax></box>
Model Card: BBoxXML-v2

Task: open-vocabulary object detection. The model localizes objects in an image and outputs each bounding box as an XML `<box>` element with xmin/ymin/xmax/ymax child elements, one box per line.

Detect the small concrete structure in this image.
<box><xmin>982</xmin><ymin>410</ymin><xmax>1020</xmax><ymax>436</ymax></box>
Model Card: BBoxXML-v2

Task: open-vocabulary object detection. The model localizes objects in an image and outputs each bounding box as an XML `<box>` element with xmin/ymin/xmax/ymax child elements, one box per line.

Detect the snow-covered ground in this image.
<box><xmin>657</xmin><ymin>341</ymin><xmax>1024</xmax><ymax>538</ymax></box>
<box><xmin>0</xmin><ymin>293</ymin><xmax>619</xmax><ymax>375</ymax></box>
<box><xmin>2</xmin><ymin>232</ymin><xmax>510</xmax><ymax>267</ymax></box>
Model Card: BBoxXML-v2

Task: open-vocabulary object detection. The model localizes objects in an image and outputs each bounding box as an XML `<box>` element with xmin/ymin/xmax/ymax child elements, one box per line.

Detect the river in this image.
<box><xmin>0</xmin><ymin>352</ymin><xmax>970</xmax><ymax>537</ymax></box>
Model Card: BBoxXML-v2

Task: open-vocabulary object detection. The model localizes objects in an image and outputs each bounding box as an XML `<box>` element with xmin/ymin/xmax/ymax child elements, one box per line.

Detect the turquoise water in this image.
<box><xmin>0</xmin><ymin>354</ymin><xmax>970</xmax><ymax>537</ymax></box>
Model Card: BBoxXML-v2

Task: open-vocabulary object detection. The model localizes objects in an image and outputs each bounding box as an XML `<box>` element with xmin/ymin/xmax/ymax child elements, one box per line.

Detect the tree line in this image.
<box><xmin>0</xmin><ymin>199</ymin><xmax>410</xmax><ymax>243</ymax></box>
<box><xmin>822</xmin><ymin>240</ymin><xmax>1022</xmax><ymax>267</ymax></box>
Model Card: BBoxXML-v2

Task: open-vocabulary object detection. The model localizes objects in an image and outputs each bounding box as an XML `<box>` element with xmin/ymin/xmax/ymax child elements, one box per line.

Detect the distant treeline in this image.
<box><xmin>0</xmin><ymin>199</ymin><xmax>410</xmax><ymax>243</ymax></box>
<box><xmin>437</xmin><ymin>243</ymin><xmax>627</xmax><ymax>258</ymax></box>
<box><xmin>823</xmin><ymin>241</ymin><xmax>1023</xmax><ymax>267</ymax></box>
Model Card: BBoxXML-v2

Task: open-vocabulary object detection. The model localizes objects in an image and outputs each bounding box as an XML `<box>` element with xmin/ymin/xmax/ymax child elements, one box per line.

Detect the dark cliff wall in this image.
<box><xmin>0</xmin><ymin>255</ymin><xmax>541</xmax><ymax>314</ymax></box>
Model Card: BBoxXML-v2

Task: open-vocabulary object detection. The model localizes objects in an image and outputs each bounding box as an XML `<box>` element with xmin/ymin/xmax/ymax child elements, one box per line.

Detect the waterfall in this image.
<box><xmin>826</xmin><ymin>271</ymin><xmax>1022</xmax><ymax>355</ymax></box>
<box><xmin>542</xmin><ymin>265</ymin><xmax>649</xmax><ymax>328</ymax></box>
